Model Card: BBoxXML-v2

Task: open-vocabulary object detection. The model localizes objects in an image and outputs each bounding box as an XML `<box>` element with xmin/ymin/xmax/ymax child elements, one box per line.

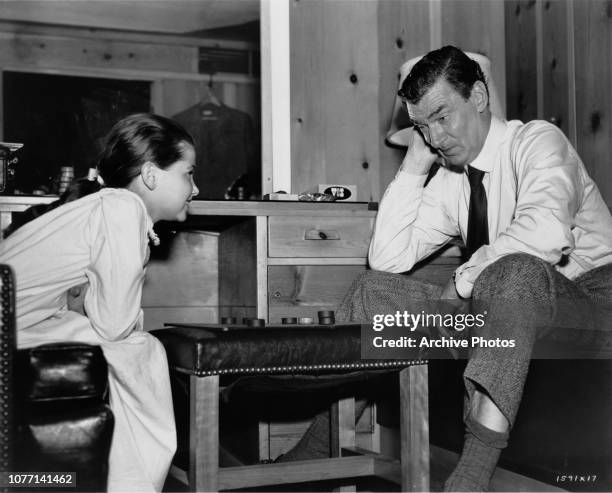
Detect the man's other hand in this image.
<box><xmin>440</xmin><ymin>277</ymin><xmax>470</xmax><ymax>315</ymax></box>
<box><xmin>440</xmin><ymin>277</ymin><xmax>460</xmax><ymax>300</ymax></box>
<box><xmin>400</xmin><ymin>127</ymin><xmax>439</xmax><ymax>175</ymax></box>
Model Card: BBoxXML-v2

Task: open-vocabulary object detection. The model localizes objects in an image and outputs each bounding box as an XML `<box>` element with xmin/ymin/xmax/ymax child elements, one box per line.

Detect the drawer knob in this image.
<box><xmin>304</xmin><ymin>229</ymin><xmax>340</xmax><ymax>240</ymax></box>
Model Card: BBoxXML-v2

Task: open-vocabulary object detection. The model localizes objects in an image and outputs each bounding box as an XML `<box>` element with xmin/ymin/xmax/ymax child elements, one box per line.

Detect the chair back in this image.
<box><xmin>0</xmin><ymin>264</ymin><xmax>16</xmax><ymax>490</ymax></box>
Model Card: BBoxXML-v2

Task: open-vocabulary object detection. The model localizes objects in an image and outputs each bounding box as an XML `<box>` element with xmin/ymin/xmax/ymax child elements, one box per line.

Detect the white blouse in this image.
<box><xmin>0</xmin><ymin>188</ymin><xmax>176</xmax><ymax>492</ymax></box>
<box><xmin>0</xmin><ymin>188</ymin><xmax>152</xmax><ymax>343</ymax></box>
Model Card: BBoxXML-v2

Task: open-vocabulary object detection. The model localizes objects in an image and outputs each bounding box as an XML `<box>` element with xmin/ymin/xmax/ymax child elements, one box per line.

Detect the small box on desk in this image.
<box><xmin>317</xmin><ymin>184</ymin><xmax>357</xmax><ymax>202</ymax></box>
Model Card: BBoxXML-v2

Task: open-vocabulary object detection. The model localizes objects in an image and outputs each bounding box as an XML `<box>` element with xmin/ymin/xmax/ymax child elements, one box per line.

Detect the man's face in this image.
<box><xmin>406</xmin><ymin>78</ymin><xmax>489</xmax><ymax>167</ymax></box>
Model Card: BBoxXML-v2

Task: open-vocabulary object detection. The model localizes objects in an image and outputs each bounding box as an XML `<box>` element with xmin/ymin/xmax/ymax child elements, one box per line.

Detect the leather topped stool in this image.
<box><xmin>151</xmin><ymin>323</ymin><xmax>429</xmax><ymax>492</ymax></box>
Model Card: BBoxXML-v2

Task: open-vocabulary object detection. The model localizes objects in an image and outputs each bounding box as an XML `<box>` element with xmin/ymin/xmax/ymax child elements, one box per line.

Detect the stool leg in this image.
<box><xmin>400</xmin><ymin>365</ymin><xmax>430</xmax><ymax>492</ymax></box>
<box><xmin>190</xmin><ymin>375</ymin><xmax>219</xmax><ymax>492</ymax></box>
<box><xmin>331</xmin><ymin>397</ymin><xmax>356</xmax><ymax>492</ymax></box>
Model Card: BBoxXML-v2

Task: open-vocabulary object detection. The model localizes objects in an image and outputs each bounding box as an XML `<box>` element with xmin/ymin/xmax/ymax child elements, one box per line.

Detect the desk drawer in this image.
<box><xmin>268</xmin><ymin>216</ymin><xmax>373</xmax><ymax>257</ymax></box>
<box><xmin>268</xmin><ymin>265</ymin><xmax>364</xmax><ymax>322</ymax></box>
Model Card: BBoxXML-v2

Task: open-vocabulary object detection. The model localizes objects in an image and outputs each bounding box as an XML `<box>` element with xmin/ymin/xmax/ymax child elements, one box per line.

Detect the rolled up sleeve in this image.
<box><xmin>369</xmin><ymin>163</ymin><xmax>459</xmax><ymax>273</ymax></box>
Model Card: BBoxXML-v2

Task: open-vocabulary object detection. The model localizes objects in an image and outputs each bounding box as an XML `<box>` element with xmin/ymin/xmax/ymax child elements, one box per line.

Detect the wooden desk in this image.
<box><xmin>0</xmin><ymin>197</ymin><xmax>461</xmax><ymax>326</ymax></box>
<box><xmin>187</xmin><ymin>200</ymin><xmax>377</xmax><ymax>323</ymax></box>
<box><xmin>0</xmin><ymin>196</ymin><xmax>377</xmax><ymax>324</ymax></box>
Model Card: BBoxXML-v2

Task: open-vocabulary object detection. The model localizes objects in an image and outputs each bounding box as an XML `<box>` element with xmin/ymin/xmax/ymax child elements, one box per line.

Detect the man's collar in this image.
<box><xmin>468</xmin><ymin>115</ymin><xmax>507</xmax><ymax>173</ymax></box>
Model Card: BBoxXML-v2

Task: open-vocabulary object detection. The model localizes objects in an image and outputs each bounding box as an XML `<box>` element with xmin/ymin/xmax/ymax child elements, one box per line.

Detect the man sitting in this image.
<box><xmin>338</xmin><ymin>45</ymin><xmax>612</xmax><ymax>491</ymax></box>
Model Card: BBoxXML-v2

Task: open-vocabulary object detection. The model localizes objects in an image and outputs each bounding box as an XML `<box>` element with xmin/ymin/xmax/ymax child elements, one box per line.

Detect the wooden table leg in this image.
<box><xmin>190</xmin><ymin>375</ymin><xmax>219</xmax><ymax>492</ymax></box>
<box><xmin>331</xmin><ymin>397</ymin><xmax>357</xmax><ymax>492</ymax></box>
<box><xmin>400</xmin><ymin>365</ymin><xmax>430</xmax><ymax>492</ymax></box>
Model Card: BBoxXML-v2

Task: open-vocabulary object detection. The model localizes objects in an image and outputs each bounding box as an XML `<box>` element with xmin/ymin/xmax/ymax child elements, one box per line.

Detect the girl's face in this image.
<box><xmin>154</xmin><ymin>142</ymin><xmax>199</xmax><ymax>222</ymax></box>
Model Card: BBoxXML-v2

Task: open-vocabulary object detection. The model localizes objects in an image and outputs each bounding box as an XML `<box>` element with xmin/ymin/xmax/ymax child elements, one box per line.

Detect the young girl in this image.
<box><xmin>0</xmin><ymin>113</ymin><xmax>199</xmax><ymax>492</ymax></box>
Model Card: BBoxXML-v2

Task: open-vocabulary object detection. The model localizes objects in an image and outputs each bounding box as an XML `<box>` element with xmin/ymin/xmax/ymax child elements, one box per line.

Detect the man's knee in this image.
<box><xmin>473</xmin><ymin>253</ymin><xmax>554</xmax><ymax>300</ymax></box>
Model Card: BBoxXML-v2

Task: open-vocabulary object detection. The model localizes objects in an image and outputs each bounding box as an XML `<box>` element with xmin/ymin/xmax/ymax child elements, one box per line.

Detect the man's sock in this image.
<box><xmin>444</xmin><ymin>415</ymin><xmax>509</xmax><ymax>492</ymax></box>
<box><xmin>274</xmin><ymin>411</ymin><xmax>330</xmax><ymax>462</ymax></box>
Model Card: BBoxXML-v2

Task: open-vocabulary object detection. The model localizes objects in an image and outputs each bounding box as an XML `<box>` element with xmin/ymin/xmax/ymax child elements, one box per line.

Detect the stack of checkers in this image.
<box><xmin>219</xmin><ymin>311</ymin><xmax>336</xmax><ymax>328</ymax></box>
<box><xmin>219</xmin><ymin>316</ymin><xmax>265</xmax><ymax>328</ymax></box>
<box><xmin>281</xmin><ymin>311</ymin><xmax>335</xmax><ymax>325</ymax></box>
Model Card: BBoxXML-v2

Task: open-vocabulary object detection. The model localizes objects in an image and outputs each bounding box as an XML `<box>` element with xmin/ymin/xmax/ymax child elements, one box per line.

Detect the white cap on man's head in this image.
<box><xmin>386</xmin><ymin>51</ymin><xmax>504</xmax><ymax>147</ymax></box>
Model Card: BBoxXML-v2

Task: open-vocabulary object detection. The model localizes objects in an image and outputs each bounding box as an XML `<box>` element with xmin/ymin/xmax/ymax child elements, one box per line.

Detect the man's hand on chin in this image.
<box><xmin>400</xmin><ymin>127</ymin><xmax>439</xmax><ymax>175</ymax></box>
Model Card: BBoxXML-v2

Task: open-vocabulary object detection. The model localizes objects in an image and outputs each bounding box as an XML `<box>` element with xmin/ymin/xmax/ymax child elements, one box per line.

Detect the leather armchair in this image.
<box><xmin>0</xmin><ymin>264</ymin><xmax>114</xmax><ymax>492</ymax></box>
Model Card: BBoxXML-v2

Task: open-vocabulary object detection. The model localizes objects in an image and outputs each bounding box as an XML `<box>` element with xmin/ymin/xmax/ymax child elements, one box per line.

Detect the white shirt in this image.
<box><xmin>0</xmin><ymin>188</ymin><xmax>152</xmax><ymax>339</ymax></box>
<box><xmin>369</xmin><ymin>116</ymin><xmax>612</xmax><ymax>298</ymax></box>
<box><xmin>0</xmin><ymin>188</ymin><xmax>176</xmax><ymax>491</ymax></box>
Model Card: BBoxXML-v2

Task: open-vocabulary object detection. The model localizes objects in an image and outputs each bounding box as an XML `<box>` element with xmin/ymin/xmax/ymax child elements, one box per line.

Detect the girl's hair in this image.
<box><xmin>4</xmin><ymin>113</ymin><xmax>194</xmax><ymax>238</ymax></box>
<box><xmin>98</xmin><ymin>113</ymin><xmax>194</xmax><ymax>187</ymax></box>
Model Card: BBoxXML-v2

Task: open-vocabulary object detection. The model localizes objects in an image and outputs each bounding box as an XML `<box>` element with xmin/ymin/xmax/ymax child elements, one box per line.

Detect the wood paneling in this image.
<box><xmin>0</xmin><ymin>1</ymin><xmax>259</xmax><ymax>34</ymax></box>
<box><xmin>142</xmin><ymin>230</ymin><xmax>219</xmax><ymax>330</ymax></box>
<box><xmin>142</xmin><ymin>231</ymin><xmax>219</xmax><ymax>306</ymax></box>
<box><xmin>400</xmin><ymin>365</ymin><xmax>430</xmax><ymax>491</ymax></box>
<box><xmin>377</xmin><ymin>0</ymin><xmax>431</xmax><ymax>196</ymax></box>
<box><xmin>0</xmin><ymin>32</ymin><xmax>196</xmax><ymax>73</ymax></box>
<box><xmin>440</xmin><ymin>0</ymin><xmax>507</xmax><ymax>115</ymax></box>
<box><xmin>268</xmin><ymin>216</ymin><xmax>373</xmax><ymax>258</ymax></box>
<box><xmin>290</xmin><ymin>0</ymin><xmax>379</xmax><ymax>201</ymax></box>
<box><xmin>219</xmin><ymin>218</ymin><xmax>258</xmax><ymax>318</ymax></box>
<box><xmin>505</xmin><ymin>0</ymin><xmax>612</xmax><ymax>206</ymax></box>
<box><xmin>268</xmin><ymin>265</ymin><xmax>365</xmax><ymax>323</ymax></box>
<box><xmin>505</xmin><ymin>0</ymin><xmax>538</xmax><ymax>123</ymax></box>
<box><xmin>574</xmin><ymin>0</ymin><xmax>612</xmax><ymax>205</ymax></box>
<box><xmin>541</xmin><ymin>0</ymin><xmax>570</xmax><ymax>136</ymax></box>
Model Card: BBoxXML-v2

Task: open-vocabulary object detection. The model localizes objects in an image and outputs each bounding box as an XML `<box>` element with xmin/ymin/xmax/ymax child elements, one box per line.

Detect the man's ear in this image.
<box><xmin>140</xmin><ymin>161</ymin><xmax>158</xmax><ymax>190</ymax></box>
<box><xmin>470</xmin><ymin>81</ymin><xmax>489</xmax><ymax>113</ymax></box>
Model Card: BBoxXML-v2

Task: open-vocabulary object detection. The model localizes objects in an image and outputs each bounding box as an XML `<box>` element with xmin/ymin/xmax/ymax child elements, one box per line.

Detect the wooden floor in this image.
<box><xmin>163</xmin><ymin>445</ymin><xmax>567</xmax><ymax>492</ymax></box>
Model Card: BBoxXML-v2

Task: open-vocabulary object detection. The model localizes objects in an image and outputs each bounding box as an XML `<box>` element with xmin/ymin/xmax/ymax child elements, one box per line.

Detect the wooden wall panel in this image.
<box><xmin>541</xmin><ymin>0</ymin><xmax>570</xmax><ymax>137</ymax></box>
<box><xmin>377</xmin><ymin>0</ymin><xmax>431</xmax><ymax>196</ymax></box>
<box><xmin>440</xmin><ymin>0</ymin><xmax>506</xmax><ymax>115</ymax></box>
<box><xmin>0</xmin><ymin>32</ymin><xmax>196</xmax><ymax>73</ymax></box>
<box><xmin>219</xmin><ymin>218</ymin><xmax>258</xmax><ymax>318</ymax></box>
<box><xmin>574</xmin><ymin>0</ymin><xmax>612</xmax><ymax>206</ymax></box>
<box><xmin>268</xmin><ymin>265</ymin><xmax>365</xmax><ymax>323</ymax></box>
<box><xmin>505</xmin><ymin>0</ymin><xmax>538</xmax><ymax>122</ymax></box>
<box><xmin>290</xmin><ymin>0</ymin><xmax>379</xmax><ymax>201</ymax></box>
<box><xmin>142</xmin><ymin>231</ymin><xmax>219</xmax><ymax>330</ymax></box>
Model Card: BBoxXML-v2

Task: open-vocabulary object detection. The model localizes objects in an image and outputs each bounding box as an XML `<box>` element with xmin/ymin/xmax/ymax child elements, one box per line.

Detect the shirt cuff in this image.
<box><xmin>454</xmin><ymin>267</ymin><xmax>474</xmax><ymax>299</ymax></box>
<box><xmin>394</xmin><ymin>169</ymin><xmax>429</xmax><ymax>186</ymax></box>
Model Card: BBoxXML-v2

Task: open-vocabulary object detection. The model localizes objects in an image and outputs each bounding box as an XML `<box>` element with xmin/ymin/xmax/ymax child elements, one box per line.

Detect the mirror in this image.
<box><xmin>0</xmin><ymin>0</ymin><xmax>260</xmax><ymax>200</ymax></box>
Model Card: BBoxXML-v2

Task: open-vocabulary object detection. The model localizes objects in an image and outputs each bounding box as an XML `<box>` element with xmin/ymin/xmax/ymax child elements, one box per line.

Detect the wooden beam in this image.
<box><xmin>189</xmin><ymin>375</ymin><xmax>219</xmax><ymax>492</ymax></box>
<box><xmin>0</xmin><ymin>20</ymin><xmax>259</xmax><ymax>50</ymax></box>
<box><xmin>218</xmin><ymin>456</ymin><xmax>397</xmax><ymax>490</ymax></box>
<box><xmin>400</xmin><ymin>365</ymin><xmax>430</xmax><ymax>492</ymax></box>
<box><xmin>0</xmin><ymin>31</ymin><xmax>196</xmax><ymax>73</ymax></box>
<box><xmin>0</xmin><ymin>1</ymin><xmax>259</xmax><ymax>36</ymax></box>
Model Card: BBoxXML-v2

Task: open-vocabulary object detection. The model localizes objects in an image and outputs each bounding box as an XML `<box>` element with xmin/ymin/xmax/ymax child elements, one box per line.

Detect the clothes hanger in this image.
<box><xmin>202</xmin><ymin>72</ymin><xmax>221</xmax><ymax>106</ymax></box>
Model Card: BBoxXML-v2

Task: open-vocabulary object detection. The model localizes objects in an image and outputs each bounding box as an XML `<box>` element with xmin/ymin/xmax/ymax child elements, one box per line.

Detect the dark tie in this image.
<box><xmin>466</xmin><ymin>165</ymin><xmax>489</xmax><ymax>257</ymax></box>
